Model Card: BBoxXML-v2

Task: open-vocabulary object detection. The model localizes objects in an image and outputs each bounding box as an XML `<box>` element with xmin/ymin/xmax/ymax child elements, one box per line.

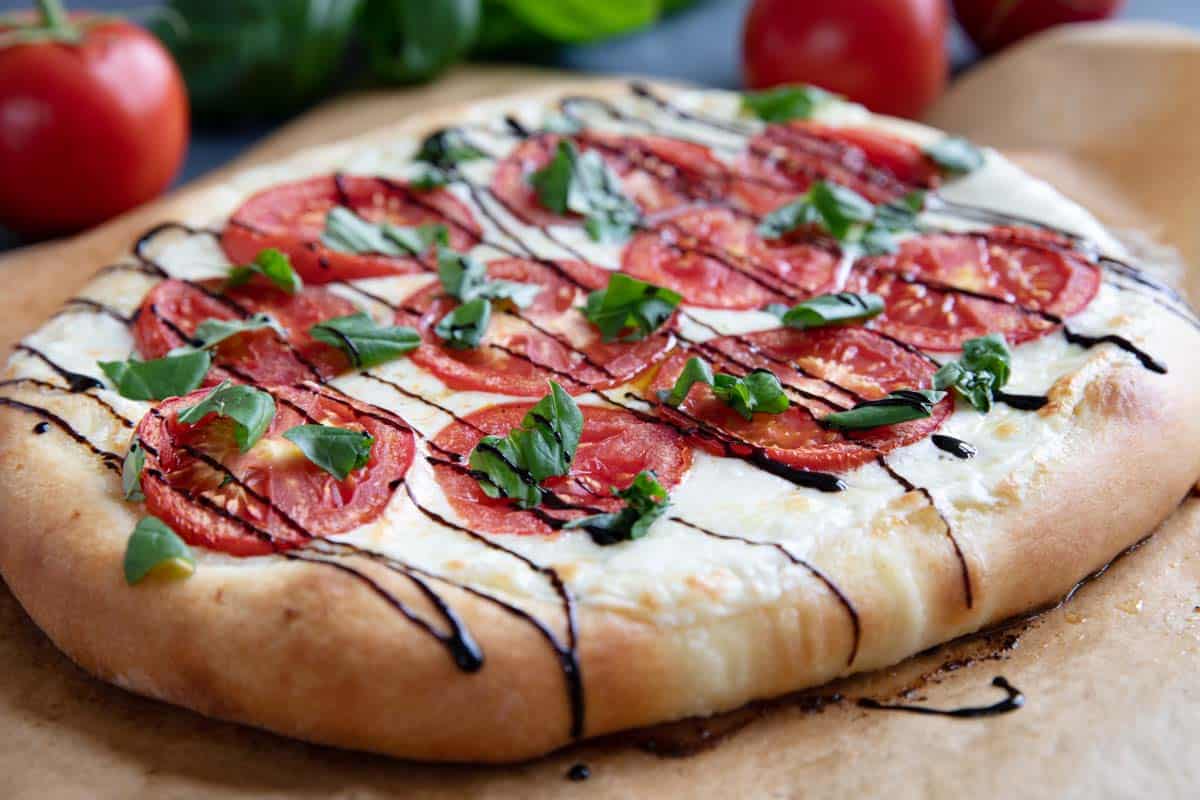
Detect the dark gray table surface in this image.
<box><xmin>0</xmin><ymin>0</ymin><xmax>1196</xmax><ymax>249</ymax></box>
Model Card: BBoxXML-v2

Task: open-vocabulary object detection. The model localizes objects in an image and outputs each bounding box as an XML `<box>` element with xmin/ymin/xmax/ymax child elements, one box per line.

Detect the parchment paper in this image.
<box><xmin>2</xmin><ymin>24</ymin><xmax>1200</xmax><ymax>799</ymax></box>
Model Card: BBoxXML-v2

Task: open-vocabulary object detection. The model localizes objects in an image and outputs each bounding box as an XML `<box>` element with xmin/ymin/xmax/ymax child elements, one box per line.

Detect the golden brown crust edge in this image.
<box><xmin>0</xmin><ymin>78</ymin><xmax>1198</xmax><ymax>763</ymax></box>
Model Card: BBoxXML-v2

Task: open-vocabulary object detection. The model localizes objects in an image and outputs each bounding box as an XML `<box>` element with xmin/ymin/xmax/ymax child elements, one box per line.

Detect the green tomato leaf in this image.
<box><xmin>437</xmin><ymin>249</ymin><xmax>540</xmax><ymax>307</ymax></box>
<box><xmin>122</xmin><ymin>441</ymin><xmax>146</xmax><ymax>502</ymax></box>
<box><xmin>99</xmin><ymin>350</ymin><xmax>213</xmax><ymax>402</ymax></box>
<box><xmin>778</xmin><ymin>292</ymin><xmax>885</xmax><ymax>330</ymax></box>
<box><xmin>124</xmin><ymin>516</ymin><xmax>195</xmax><ymax>585</ymax></box>
<box><xmin>741</xmin><ymin>84</ymin><xmax>841</xmax><ymax>122</ymax></box>
<box><xmin>563</xmin><ymin>469</ymin><xmax>669</xmax><ymax>546</ymax></box>
<box><xmin>309</xmin><ymin>312</ymin><xmax>422</xmax><ymax>369</ymax></box>
<box><xmin>321</xmin><ymin>206</ymin><xmax>448</xmax><ymax>257</ymax></box>
<box><xmin>176</xmin><ymin>380</ymin><xmax>276</xmax><ymax>452</ymax></box>
<box><xmin>582</xmin><ymin>272</ymin><xmax>680</xmax><ymax>343</ymax></box>
<box><xmin>227</xmin><ymin>248</ymin><xmax>303</xmax><ymax>294</ymax></box>
<box><xmin>925</xmin><ymin>136</ymin><xmax>985</xmax><ymax>176</ymax></box>
<box><xmin>360</xmin><ymin>0</ymin><xmax>481</xmax><ymax>84</ymax></box>
<box><xmin>282</xmin><ymin>424</ymin><xmax>375</xmax><ymax>481</ymax></box>
<box><xmin>434</xmin><ymin>297</ymin><xmax>492</xmax><ymax>349</ymax></box>
<box><xmin>822</xmin><ymin>389</ymin><xmax>945</xmax><ymax>431</ymax></box>
<box><xmin>192</xmin><ymin>313</ymin><xmax>285</xmax><ymax>350</ymax></box>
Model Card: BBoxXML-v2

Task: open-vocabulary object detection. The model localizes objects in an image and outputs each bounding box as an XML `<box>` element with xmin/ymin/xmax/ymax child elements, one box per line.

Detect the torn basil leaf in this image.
<box><xmin>822</xmin><ymin>389</ymin><xmax>945</xmax><ymax>430</ymax></box>
<box><xmin>192</xmin><ymin>313</ymin><xmax>285</xmax><ymax>350</ymax></box>
<box><xmin>124</xmin><ymin>516</ymin><xmax>195</xmax><ymax>585</ymax></box>
<box><xmin>415</xmin><ymin>128</ymin><xmax>486</xmax><ymax>168</ymax></box>
<box><xmin>582</xmin><ymin>272</ymin><xmax>680</xmax><ymax>342</ymax></box>
<box><xmin>437</xmin><ymin>249</ymin><xmax>539</xmax><ymax>307</ymax></box>
<box><xmin>122</xmin><ymin>441</ymin><xmax>146</xmax><ymax>502</ymax></box>
<box><xmin>435</xmin><ymin>297</ymin><xmax>492</xmax><ymax>349</ymax></box>
<box><xmin>563</xmin><ymin>470</ymin><xmax>669</xmax><ymax>546</ymax></box>
<box><xmin>321</xmin><ymin>206</ymin><xmax>448</xmax><ymax>257</ymax></box>
<box><xmin>758</xmin><ymin>181</ymin><xmax>925</xmax><ymax>258</ymax></box>
<box><xmin>925</xmin><ymin>136</ymin><xmax>985</xmax><ymax>176</ymax></box>
<box><xmin>176</xmin><ymin>380</ymin><xmax>276</xmax><ymax>452</ymax></box>
<box><xmin>468</xmin><ymin>381</ymin><xmax>583</xmax><ymax>509</ymax></box>
<box><xmin>776</xmin><ymin>292</ymin><xmax>885</xmax><ymax>330</ymax></box>
<box><xmin>227</xmin><ymin>248</ymin><xmax>303</xmax><ymax>294</ymax></box>
<box><xmin>99</xmin><ymin>349</ymin><xmax>212</xmax><ymax>402</ymax></box>
<box><xmin>661</xmin><ymin>356</ymin><xmax>790</xmax><ymax>421</ymax></box>
<box><xmin>528</xmin><ymin>139</ymin><xmax>640</xmax><ymax>243</ymax></box>
<box><xmin>741</xmin><ymin>84</ymin><xmax>841</xmax><ymax>122</ymax></box>
<box><xmin>932</xmin><ymin>333</ymin><xmax>1012</xmax><ymax>413</ymax></box>
<box><xmin>282</xmin><ymin>424</ymin><xmax>374</xmax><ymax>481</ymax></box>
<box><xmin>310</xmin><ymin>312</ymin><xmax>421</xmax><ymax>368</ymax></box>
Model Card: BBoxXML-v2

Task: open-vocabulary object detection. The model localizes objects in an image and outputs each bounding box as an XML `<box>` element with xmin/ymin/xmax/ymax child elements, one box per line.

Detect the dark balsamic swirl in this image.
<box><xmin>858</xmin><ymin>676</ymin><xmax>1024</xmax><ymax>718</ymax></box>
<box><xmin>932</xmin><ymin>435</ymin><xmax>976</xmax><ymax>460</ymax></box>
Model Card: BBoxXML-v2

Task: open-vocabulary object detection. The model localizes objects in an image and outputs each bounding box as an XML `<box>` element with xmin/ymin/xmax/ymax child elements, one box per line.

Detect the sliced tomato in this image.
<box><xmin>220</xmin><ymin>174</ymin><xmax>482</xmax><ymax>283</ymax></box>
<box><xmin>847</xmin><ymin>229</ymin><xmax>1101</xmax><ymax>351</ymax></box>
<box><xmin>735</xmin><ymin>122</ymin><xmax>941</xmax><ymax>215</ymax></box>
<box><xmin>432</xmin><ymin>403</ymin><xmax>692</xmax><ymax>536</ymax></box>
<box><xmin>621</xmin><ymin>206</ymin><xmax>838</xmax><ymax>310</ymax></box>
<box><xmin>647</xmin><ymin>327</ymin><xmax>950</xmax><ymax>473</ymax></box>
<box><xmin>399</xmin><ymin>259</ymin><xmax>672</xmax><ymax>396</ymax></box>
<box><xmin>490</xmin><ymin>132</ymin><xmax>728</xmax><ymax>227</ymax></box>
<box><xmin>133</xmin><ymin>279</ymin><xmax>357</xmax><ymax>384</ymax></box>
<box><xmin>139</xmin><ymin>385</ymin><xmax>414</xmax><ymax>556</ymax></box>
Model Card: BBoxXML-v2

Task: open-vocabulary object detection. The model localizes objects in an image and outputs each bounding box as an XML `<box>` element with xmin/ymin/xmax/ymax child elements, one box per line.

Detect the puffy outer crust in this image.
<box><xmin>2</xmin><ymin>82</ymin><xmax>1200</xmax><ymax>763</ymax></box>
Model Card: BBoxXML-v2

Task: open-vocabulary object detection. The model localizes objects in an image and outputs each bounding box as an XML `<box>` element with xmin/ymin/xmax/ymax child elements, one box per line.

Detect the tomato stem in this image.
<box><xmin>36</xmin><ymin>0</ymin><xmax>75</xmax><ymax>35</ymax></box>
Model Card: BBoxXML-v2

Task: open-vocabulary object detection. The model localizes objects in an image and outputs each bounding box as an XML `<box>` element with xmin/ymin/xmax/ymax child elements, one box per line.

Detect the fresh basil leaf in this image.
<box><xmin>437</xmin><ymin>249</ymin><xmax>539</xmax><ymax>307</ymax></box>
<box><xmin>124</xmin><ymin>516</ymin><xmax>195</xmax><ymax>585</ymax></box>
<box><xmin>309</xmin><ymin>312</ymin><xmax>421</xmax><ymax>369</ymax></box>
<box><xmin>528</xmin><ymin>139</ymin><xmax>640</xmax><ymax>243</ymax></box>
<box><xmin>660</xmin><ymin>357</ymin><xmax>790</xmax><ymax>421</ymax></box>
<box><xmin>99</xmin><ymin>350</ymin><xmax>212</xmax><ymax>402</ymax></box>
<box><xmin>177</xmin><ymin>380</ymin><xmax>276</xmax><ymax>452</ymax></box>
<box><xmin>932</xmin><ymin>333</ymin><xmax>1011</xmax><ymax>413</ymax></box>
<box><xmin>467</xmin><ymin>381</ymin><xmax>582</xmax><ymax>508</ymax></box>
<box><xmin>411</xmin><ymin>163</ymin><xmax>450</xmax><ymax>190</ymax></box>
<box><xmin>122</xmin><ymin>441</ymin><xmax>146</xmax><ymax>502</ymax></box>
<box><xmin>434</xmin><ymin>297</ymin><xmax>491</xmax><ymax>349</ymax></box>
<box><xmin>925</xmin><ymin>137</ymin><xmax>985</xmax><ymax>176</ymax></box>
<box><xmin>227</xmin><ymin>248</ymin><xmax>303</xmax><ymax>294</ymax></box>
<box><xmin>758</xmin><ymin>181</ymin><xmax>925</xmax><ymax>257</ymax></box>
<box><xmin>563</xmin><ymin>470</ymin><xmax>669</xmax><ymax>546</ymax></box>
<box><xmin>582</xmin><ymin>273</ymin><xmax>680</xmax><ymax>342</ymax></box>
<box><xmin>415</xmin><ymin>127</ymin><xmax>487</xmax><ymax>168</ymax></box>
<box><xmin>822</xmin><ymin>389</ymin><xmax>945</xmax><ymax>430</ymax></box>
<box><xmin>741</xmin><ymin>84</ymin><xmax>841</xmax><ymax>122</ymax></box>
<box><xmin>758</xmin><ymin>196</ymin><xmax>821</xmax><ymax>240</ymax></box>
<box><xmin>321</xmin><ymin>206</ymin><xmax>448</xmax><ymax>257</ymax></box>
<box><xmin>779</xmin><ymin>293</ymin><xmax>885</xmax><ymax>330</ymax></box>
<box><xmin>282</xmin><ymin>424</ymin><xmax>374</xmax><ymax>481</ymax></box>
<box><xmin>809</xmin><ymin>181</ymin><xmax>875</xmax><ymax>239</ymax></box>
<box><xmin>359</xmin><ymin>0</ymin><xmax>480</xmax><ymax>84</ymax></box>
<box><xmin>192</xmin><ymin>313</ymin><xmax>285</xmax><ymax>350</ymax></box>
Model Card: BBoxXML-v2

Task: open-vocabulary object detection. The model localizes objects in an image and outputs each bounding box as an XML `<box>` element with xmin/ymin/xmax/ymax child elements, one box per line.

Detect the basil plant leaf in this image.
<box><xmin>563</xmin><ymin>470</ymin><xmax>670</xmax><ymax>546</ymax></box>
<box><xmin>176</xmin><ymin>380</ymin><xmax>276</xmax><ymax>452</ymax></box>
<box><xmin>932</xmin><ymin>333</ymin><xmax>1012</xmax><ymax>413</ymax></box>
<box><xmin>359</xmin><ymin>0</ymin><xmax>480</xmax><ymax>84</ymax></box>
<box><xmin>779</xmin><ymin>292</ymin><xmax>885</xmax><ymax>330</ymax></box>
<box><xmin>467</xmin><ymin>381</ymin><xmax>583</xmax><ymax>509</ymax></box>
<box><xmin>227</xmin><ymin>248</ymin><xmax>303</xmax><ymax>294</ymax></box>
<box><xmin>437</xmin><ymin>249</ymin><xmax>540</xmax><ymax>307</ymax></box>
<box><xmin>583</xmin><ymin>273</ymin><xmax>681</xmax><ymax>342</ymax></box>
<box><xmin>124</xmin><ymin>516</ymin><xmax>195</xmax><ymax>585</ymax></box>
<box><xmin>822</xmin><ymin>389</ymin><xmax>946</xmax><ymax>431</ymax></box>
<box><xmin>282</xmin><ymin>424</ymin><xmax>374</xmax><ymax>481</ymax></box>
<box><xmin>122</xmin><ymin>441</ymin><xmax>146</xmax><ymax>502</ymax></box>
<box><xmin>99</xmin><ymin>349</ymin><xmax>212</xmax><ymax>402</ymax></box>
<box><xmin>925</xmin><ymin>136</ymin><xmax>985</xmax><ymax>176</ymax></box>
<box><xmin>741</xmin><ymin>84</ymin><xmax>841</xmax><ymax>122</ymax></box>
<box><xmin>310</xmin><ymin>312</ymin><xmax>421</xmax><ymax>368</ymax></box>
<box><xmin>660</xmin><ymin>357</ymin><xmax>789</xmax><ymax>421</ymax></box>
<box><xmin>321</xmin><ymin>206</ymin><xmax>449</xmax><ymax>257</ymax></box>
<box><xmin>434</xmin><ymin>297</ymin><xmax>491</xmax><ymax>350</ymax></box>
<box><xmin>192</xmin><ymin>313</ymin><xmax>285</xmax><ymax>350</ymax></box>
<box><xmin>528</xmin><ymin>139</ymin><xmax>640</xmax><ymax>243</ymax></box>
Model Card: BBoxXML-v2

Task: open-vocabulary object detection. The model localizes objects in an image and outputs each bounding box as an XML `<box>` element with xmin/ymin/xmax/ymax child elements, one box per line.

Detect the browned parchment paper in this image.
<box><xmin>2</xmin><ymin>25</ymin><xmax>1200</xmax><ymax>799</ymax></box>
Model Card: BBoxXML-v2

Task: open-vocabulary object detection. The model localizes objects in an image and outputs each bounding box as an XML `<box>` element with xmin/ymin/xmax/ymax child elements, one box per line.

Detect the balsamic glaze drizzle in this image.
<box><xmin>932</xmin><ymin>435</ymin><xmax>976</xmax><ymax>460</ymax></box>
<box><xmin>857</xmin><ymin>676</ymin><xmax>1024</xmax><ymax>718</ymax></box>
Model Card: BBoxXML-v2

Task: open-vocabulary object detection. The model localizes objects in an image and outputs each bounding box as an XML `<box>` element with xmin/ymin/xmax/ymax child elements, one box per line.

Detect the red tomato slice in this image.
<box><xmin>847</xmin><ymin>229</ymin><xmax>1101</xmax><ymax>351</ymax></box>
<box><xmin>133</xmin><ymin>279</ymin><xmax>358</xmax><ymax>384</ymax></box>
<box><xmin>139</xmin><ymin>385</ymin><xmax>415</xmax><ymax>556</ymax></box>
<box><xmin>490</xmin><ymin>132</ymin><xmax>728</xmax><ymax>227</ymax></box>
<box><xmin>647</xmin><ymin>327</ymin><xmax>950</xmax><ymax>473</ymax></box>
<box><xmin>735</xmin><ymin>122</ymin><xmax>940</xmax><ymax>215</ymax></box>
<box><xmin>432</xmin><ymin>403</ymin><xmax>692</xmax><ymax>536</ymax></box>
<box><xmin>399</xmin><ymin>259</ymin><xmax>672</xmax><ymax>396</ymax></box>
<box><xmin>621</xmin><ymin>206</ymin><xmax>838</xmax><ymax>310</ymax></box>
<box><xmin>220</xmin><ymin>174</ymin><xmax>482</xmax><ymax>283</ymax></box>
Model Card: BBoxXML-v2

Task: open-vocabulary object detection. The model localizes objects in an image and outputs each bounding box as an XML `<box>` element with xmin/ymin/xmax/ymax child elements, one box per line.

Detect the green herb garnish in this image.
<box><xmin>822</xmin><ymin>389</ymin><xmax>945</xmax><ymax>431</ymax></box>
<box><xmin>437</xmin><ymin>249</ymin><xmax>539</xmax><ymax>307</ymax></box>
<box><xmin>192</xmin><ymin>313</ymin><xmax>285</xmax><ymax>350</ymax></box>
<box><xmin>310</xmin><ymin>312</ymin><xmax>421</xmax><ymax>368</ymax></box>
<box><xmin>282</xmin><ymin>424</ymin><xmax>374</xmax><ymax>481</ymax></box>
<box><xmin>925</xmin><ymin>136</ymin><xmax>985</xmax><ymax>176</ymax></box>
<box><xmin>758</xmin><ymin>182</ymin><xmax>925</xmax><ymax>258</ymax></box>
<box><xmin>661</xmin><ymin>357</ymin><xmax>790</xmax><ymax>421</ymax></box>
<box><xmin>176</xmin><ymin>380</ymin><xmax>276</xmax><ymax>452</ymax></box>
<box><xmin>582</xmin><ymin>272</ymin><xmax>680</xmax><ymax>342</ymax></box>
<box><xmin>563</xmin><ymin>470</ymin><xmax>669</xmax><ymax>546</ymax></box>
<box><xmin>773</xmin><ymin>292</ymin><xmax>885</xmax><ymax>330</ymax></box>
<box><xmin>99</xmin><ymin>350</ymin><xmax>212</xmax><ymax>402</ymax></box>
<box><xmin>932</xmin><ymin>333</ymin><xmax>1012</xmax><ymax>413</ymax></box>
<box><xmin>122</xmin><ymin>441</ymin><xmax>146</xmax><ymax>502</ymax></box>
<box><xmin>434</xmin><ymin>297</ymin><xmax>491</xmax><ymax>350</ymax></box>
<box><xmin>321</xmin><ymin>206</ymin><xmax>449</xmax><ymax>258</ymax></box>
<box><xmin>528</xmin><ymin>139</ymin><xmax>641</xmax><ymax>242</ymax></box>
<box><xmin>227</xmin><ymin>248</ymin><xmax>303</xmax><ymax>294</ymax></box>
<box><xmin>124</xmin><ymin>516</ymin><xmax>195</xmax><ymax>585</ymax></box>
<box><xmin>741</xmin><ymin>84</ymin><xmax>841</xmax><ymax>122</ymax></box>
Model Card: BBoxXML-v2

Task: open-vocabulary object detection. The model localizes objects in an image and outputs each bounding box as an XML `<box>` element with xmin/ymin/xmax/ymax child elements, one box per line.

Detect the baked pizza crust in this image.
<box><xmin>1</xmin><ymin>79</ymin><xmax>1198</xmax><ymax>763</ymax></box>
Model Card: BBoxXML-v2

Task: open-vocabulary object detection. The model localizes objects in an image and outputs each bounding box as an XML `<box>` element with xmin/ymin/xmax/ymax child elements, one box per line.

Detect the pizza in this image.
<box><xmin>1</xmin><ymin>79</ymin><xmax>1198</xmax><ymax>764</ymax></box>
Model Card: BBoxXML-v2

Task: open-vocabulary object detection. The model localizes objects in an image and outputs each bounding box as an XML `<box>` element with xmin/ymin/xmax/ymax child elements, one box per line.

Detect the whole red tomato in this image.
<box><xmin>742</xmin><ymin>0</ymin><xmax>948</xmax><ymax>120</ymax></box>
<box><xmin>953</xmin><ymin>0</ymin><xmax>1126</xmax><ymax>54</ymax></box>
<box><xmin>0</xmin><ymin>3</ymin><xmax>189</xmax><ymax>236</ymax></box>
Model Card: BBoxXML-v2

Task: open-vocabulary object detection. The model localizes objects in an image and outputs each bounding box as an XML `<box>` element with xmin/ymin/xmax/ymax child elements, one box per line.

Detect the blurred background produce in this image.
<box><xmin>0</xmin><ymin>0</ymin><xmax>1189</xmax><ymax>245</ymax></box>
